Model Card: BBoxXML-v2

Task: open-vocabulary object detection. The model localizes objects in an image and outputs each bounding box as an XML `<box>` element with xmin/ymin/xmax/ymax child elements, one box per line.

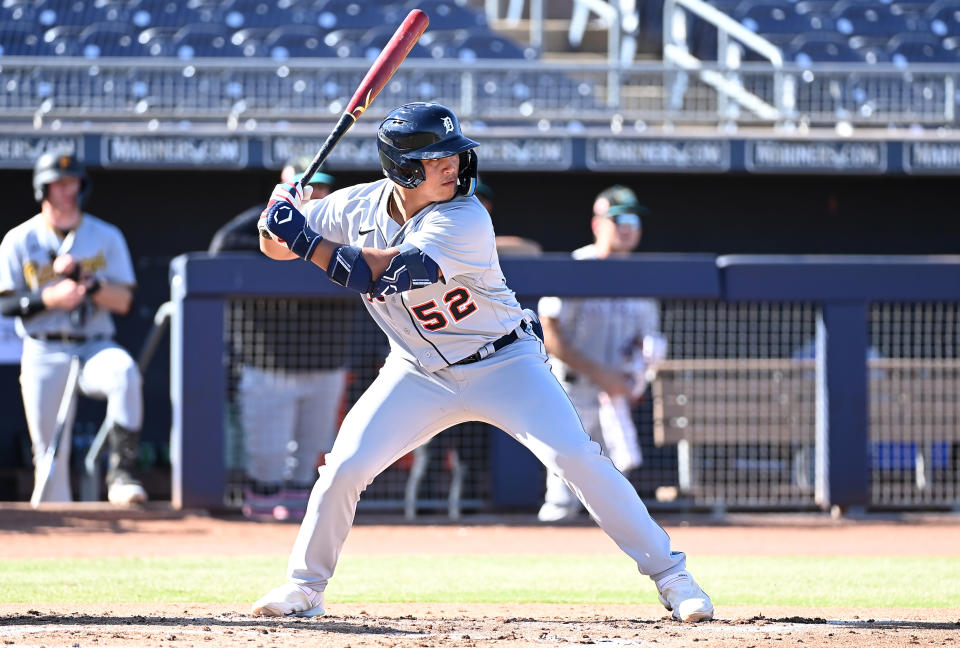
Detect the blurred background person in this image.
<box><xmin>0</xmin><ymin>150</ymin><xmax>147</xmax><ymax>505</ymax></box>
<box><xmin>209</xmin><ymin>159</ymin><xmax>349</xmax><ymax>521</ymax></box>
<box><xmin>536</xmin><ymin>185</ymin><xmax>665</xmax><ymax>522</ymax></box>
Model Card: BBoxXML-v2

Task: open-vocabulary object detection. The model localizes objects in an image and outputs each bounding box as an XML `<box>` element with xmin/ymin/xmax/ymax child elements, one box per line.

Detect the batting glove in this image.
<box><xmin>267</xmin><ymin>182</ymin><xmax>313</xmax><ymax>212</ymax></box>
<box><xmin>265</xmin><ymin>203</ymin><xmax>323</xmax><ymax>261</ymax></box>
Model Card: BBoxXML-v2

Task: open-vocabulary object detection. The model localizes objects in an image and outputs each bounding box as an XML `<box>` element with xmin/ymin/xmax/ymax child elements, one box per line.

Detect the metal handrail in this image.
<box><xmin>663</xmin><ymin>0</ymin><xmax>787</xmax><ymax>121</ymax></box>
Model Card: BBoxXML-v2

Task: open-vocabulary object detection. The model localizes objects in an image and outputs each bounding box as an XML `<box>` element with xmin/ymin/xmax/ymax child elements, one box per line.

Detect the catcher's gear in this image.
<box><xmin>368</xmin><ymin>243</ymin><xmax>440</xmax><ymax>299</ymax></box>
<box><xmin>33</xmin><ymin>149</ymin><xmax>90</xmax><ymax>204</ymax></box>
<box><xmin>265</xmin><ymin>203</ymin><xmax>323</xmax><ymax>261</ymax></box>
<box><xmin>377</xmin><ymin>102</ymin><xmax>479</xmax><ymax>197</ymax></box>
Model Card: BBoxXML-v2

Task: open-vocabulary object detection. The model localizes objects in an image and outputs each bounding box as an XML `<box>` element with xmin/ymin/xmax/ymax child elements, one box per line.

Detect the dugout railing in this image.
<box><xmin>169</xmin><ymin>253</ymin><xmax>960</xmax><ymax>514</ymax></box>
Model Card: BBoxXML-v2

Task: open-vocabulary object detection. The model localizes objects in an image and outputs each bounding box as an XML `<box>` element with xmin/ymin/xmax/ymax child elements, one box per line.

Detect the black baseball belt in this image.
<box><xmin>29</xmin><ymin>332</ymin><xmax>107</xmax><ymax>344</ymax></box>
<box><xmin>452</xmin><ymin>321</ymin><xmax>530</xmax><ymax>366</ymax></box>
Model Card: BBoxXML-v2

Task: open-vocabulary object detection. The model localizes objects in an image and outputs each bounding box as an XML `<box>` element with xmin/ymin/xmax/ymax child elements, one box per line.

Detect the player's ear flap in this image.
<box><xmin>457</xmin><ymin>151</ymin><xmax>477</xmax><ymax>197</ymax></box>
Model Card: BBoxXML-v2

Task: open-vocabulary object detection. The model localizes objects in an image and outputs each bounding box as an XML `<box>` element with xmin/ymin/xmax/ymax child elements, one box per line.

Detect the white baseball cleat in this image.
<box><xmin>107</xmin><ymin>478</ymin><xmax>148</xmax><ymax>505</ymax></box>
<box><xmin>656</xmin><ymin>570</ymin><xmax>714</xmax><ymax>622</ymax></box>
<box><xmin>251</xmin><ymin>583</ymin><xmax>325</xmax><ymax>617</ymax></box>
<box><xmin>536</xmin><ymin>502</ymin><xmax>580</xmax><ymax>522</ymax></box>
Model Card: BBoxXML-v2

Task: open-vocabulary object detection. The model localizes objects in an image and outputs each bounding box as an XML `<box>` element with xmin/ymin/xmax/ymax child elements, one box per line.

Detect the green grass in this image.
<box><xmin>1</xmin><ymin>555</ymin><xmax>958</xmax><ymax>608</ymax></box>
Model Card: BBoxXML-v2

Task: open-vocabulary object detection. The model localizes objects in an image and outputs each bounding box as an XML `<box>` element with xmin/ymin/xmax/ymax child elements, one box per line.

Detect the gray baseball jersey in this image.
<box><xmin>0</xmin><ymin>213</ymin><xmax>136</xmax><ymax>339</ymax></box>
<box><xmin>276</xmin><ymin>180</ymin><xmax>688</xmax><ymax>596</ymax></box>
<box><xmin>306</xmin><ymin>179</ymin><xmax>524</xmax><ymax>372</ymax></box>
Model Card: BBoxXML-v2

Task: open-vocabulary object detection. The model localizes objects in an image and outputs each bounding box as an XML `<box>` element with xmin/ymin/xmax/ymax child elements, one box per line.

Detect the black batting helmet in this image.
<box><xmin>33</xmin><ymin>149</ymin><xmax>90</xmax><ymax>204</ymax></box>
<box><xmin>377</xmin><ymin>102</ymin><xmax>479</xmax><ymax>197</ymax></box>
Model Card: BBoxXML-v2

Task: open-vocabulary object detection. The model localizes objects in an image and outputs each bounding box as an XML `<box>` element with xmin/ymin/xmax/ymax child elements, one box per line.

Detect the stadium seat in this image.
<box><xmin>735</xmin><ymin>1</ymin><xmax>825</xmax><ymax>34</ymax></box>
<box><xmin>848</xmin><ymin>35</ymin><xmax>893</xmax><ymax>63</ymax></box>
<box><xmin>264</xmin><ymin>25</ymin><xmax>335</xmax><ymax>59</ymax></box>
<box><xmin>41</xmin><ymin>25</ymin><xmax>83</xmax><ymax>57</ymax></box>
<box><xmin>832</xmin><ymin>1</ymin><xmax>910</xmax><ymax>44</ymax></box>
<box><xmin>137</xmin><ymin>26</ymin><xmax>178</xmax><ymax>57</ymax></box>
<box><xmin>927</xmin><ymin>0</ymin><xmax>960</xmax><ymax>36</ymax></box>
<box><xmin>222</xmin><ymin>0</ymin><xmax>317</xmax><ymax>28</ymax></box>
<box><xmin>418</xmin><ymin>29</ymin><xmax>464</xmax><ymax>59</ymax></box>
<box><xmin>887</xmin><ymin>32</ymin><xmax>958</xmax><ymax>62</ymax></box>
<box><xmin>33</xmin><ymin>0</ymin><xmax>104</xmax><ymax>26</ymax></box>
<box><xmin>78</xmin><ymin>23</ymin><xmax>147</xmax><ymax>58</ymax></box>
<box><xmin>787</xmin><ymin>32</ymin><xmax>865</xmax><ymax>63</ymax></box>
<box><xmin>358</xmin><ymin>25</ymin><xmax>432</xmax><ymax>59</ymax></box>
<box><xmin>315</xmin><ymin>0</ymin><xmax>387</xmax><ymax>30</ymax></box>
<box><xmin>172</xmin><ymin>23</ymin><xmax>242</xmax><ymax>58</ymax></box>
<box><xmin>402</xmin><ymin>0</ymin><xmax>488</xmax><ymax>30</ymax></box>
<box><xmin>128</xmin><ymin>0</ymin><xmax>215</xmax><ymax>28</ymax></box>
<box><xmin>230</xmin><ymin>27</ymin><xmax>272</xmax><ymax>58</ymax></box>
<box><xmin>1</xmin><ymin>0</ymin><xmax>36</xmax><ymax>25</ymax></box>
<box><xmin>0</xmin><ymin>24</ymin><xmax>45</xmax><ymax>56</ymax></box>
<box><xmin>453</xmin><ymin>33</ymin><xmax>530</xmax><ymax>60</ymax></box>
<box><xmin>322</xmin><ymin>29</ymin><xmax>366</xmax><ymax>58</ymax></box>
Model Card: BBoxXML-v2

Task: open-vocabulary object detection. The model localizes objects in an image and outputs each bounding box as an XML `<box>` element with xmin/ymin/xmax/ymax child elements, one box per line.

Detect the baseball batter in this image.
<box><xmin>537</xmin><ymin>185</ymin><xmax>662</xmax><ymax>522</ymax></box>
<box><xmin>251</xmin><ymin>103</ymin><xmax>713</xmax><ymax>622</ymax></box>
<box><xmin>0</xmin><ymin>150</ymin><xmax>146</xmax><ymax>505</ymax></box>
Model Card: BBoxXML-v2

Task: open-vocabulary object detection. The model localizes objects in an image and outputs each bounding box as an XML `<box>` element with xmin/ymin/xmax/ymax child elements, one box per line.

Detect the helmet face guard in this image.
<box><xmin>377</xmin><ymin>102</ymin><xmax>479</xmax><ymax>197</ymax></box>
<box><xmin>33</xmin><ymin>150</ymin><xmax>90</xmax><ymax>204</ymax></box>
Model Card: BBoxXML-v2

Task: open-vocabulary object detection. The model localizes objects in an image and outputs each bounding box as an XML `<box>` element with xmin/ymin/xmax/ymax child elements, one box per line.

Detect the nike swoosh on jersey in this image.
<box><xmin>359</xmin><ymin>227</ymin><xmax>376</xmax><ymax>235</ymax></box>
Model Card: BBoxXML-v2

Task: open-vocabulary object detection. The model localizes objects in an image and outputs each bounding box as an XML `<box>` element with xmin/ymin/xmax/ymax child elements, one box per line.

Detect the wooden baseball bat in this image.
<box><xmin>30</xmin><ymin>355</ymin><xmax>82</xmax><ymax>508</ymax></box>
<box><xmin>296</xmin><ymin>9</ymin><xmax>430</xmax><ymax>190</ymax></box>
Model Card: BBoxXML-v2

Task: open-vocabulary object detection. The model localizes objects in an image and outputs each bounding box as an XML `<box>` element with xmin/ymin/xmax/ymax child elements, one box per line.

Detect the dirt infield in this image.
<box><xmin>2</xmin><ymin>504</ymin><xmax>959</xmax><ymax>647</ymax></box>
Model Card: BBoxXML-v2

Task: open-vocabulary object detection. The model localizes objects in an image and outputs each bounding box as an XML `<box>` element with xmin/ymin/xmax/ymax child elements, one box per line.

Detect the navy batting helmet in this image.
<box><xmin>377</xmin><ymin>102</ymin><xmax>479</xmax><ymax>197</ymax></box>
<box><xmin>32</xmin><ymin>149</ymin><xmax>90</xmax><ymax>204</ymax></box>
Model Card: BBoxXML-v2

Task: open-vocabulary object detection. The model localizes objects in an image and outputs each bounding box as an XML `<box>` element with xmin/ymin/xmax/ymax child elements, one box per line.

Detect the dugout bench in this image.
<box><xmin>651</xmin><ymin>358</ymin><xmax>958</xmax><ymax>506</ymax></box>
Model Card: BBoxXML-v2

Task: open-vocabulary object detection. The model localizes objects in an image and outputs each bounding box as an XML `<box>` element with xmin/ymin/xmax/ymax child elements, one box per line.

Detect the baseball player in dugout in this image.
<box><xmin>0</xmin><ymin>150</ymin><xmax>147</xmax><ymax>505</ymax></box>
<box><xmin>252</xmin><ymin>102</ymin><xmax>713</xmax><ymax>623</ymax></box>
<box><xmin>537</xmin><ymin>185</ymin><xmax>665</xmax><ymax>523</ymax></box>
<box><xmin>209</xmin><ymin>159</ymin><xmax>349</xmax><ymax>521</ymax></box>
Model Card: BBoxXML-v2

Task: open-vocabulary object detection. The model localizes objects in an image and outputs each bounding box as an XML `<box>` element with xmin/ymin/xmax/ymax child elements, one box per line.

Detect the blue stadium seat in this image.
<box><xmin>890</xmin><ymin>0</ymin><xmax>936</xmax><ymax>25</ymax></box>
<box><xmin>230</xmin><ymin>27</ymin><xmax>272</xmax><ymax>58</ymax></box>
<box><xmin>1</xmin><ymin>0</ymin><xmax>36</xmax><ymax>25</ymax></box>
<box><xmin>787</xmin><ymin>32</ymin><xmax>865</xmax><ymax>63</ymax></box>
<box><xmin>128</xmin><ymin>0</ymin><xmax>215</xmax><ymax>28</ymax></box>
<box><xmin>453</xmin><ymin>33</ymin><xmax>530</xmax><ymax>60</ymax></box>
<box><xmin>927</xmin><ymin>0</ymin><xmax>960</xmax><ymax>36</ymax></box>
<box><xmin>322</xmin><ymin>28</ymin><xmax>366</xmax><ymax>58</ymax></box>
<box><xmin>848</xmin><ymin>35</ymin><xmax>893</xmax><ymax>63</ymax></box>
<box><xmin>735</xmin><ymin>1</ymin><xmax>825</xmax><ymax>34</ymax></box>
<box><xmin>418</xmin><ymin>29</ymin><xmax>463</xmax><ymax>59</ymax></box>
<box><xmin>402</xmin><ymin>0</ymin><xmax>488</xmax><ymax>30</ymax></box>
<box><xmin>0</xmin><ymin>24</ymin><xmax>46</xmax><ymax>56</ymax></box>
<box><xmin>78</xmin><ymin>23</ymin><xmax>148</xmax><ymax>58</ymax></box>
<box><xmin>264</xmin><ymin>25</ymin><xmax>335</xmax><ymax>59</ymax></box>
<box><xmin>137</xmin><ymin>26</ymin><xmax>179</xmax><ymax>57</ymax></box>
<box><xmin>172</xmin><ymin>23</ymin><xmax>242</xmax><ymax>58</ymax></box>
<box><xmin>41</xmin><ymin>25</ymin><xmax>83</xmax><ymax>57</ymax></box>
<box><xmin>832</xmin><ymin>1</ymin><xmax>910</xmax><ymax>42</ymax></box>
<box><xmin>358</xmin><ymin>25</ymin><xmax>432</xmax><ymax>60</ymax></box>
<box><xmin>887</xmin><ymin>32</ymin><xmax>958</xmax><ymax>62</ymax></box>
<box><xmin>222</xmin><ymin>0</ymin><xmax>318</xmax><ymax>28</ymax></box>
<box><xmin>32</xmin><ymin>0</ymin><xmax>104</xmax><ymax>26</ymax></box>
<box><xmin>315</xmin><ymin>0</ymin><xmax>387</xmax><ymax>30</ymax></box>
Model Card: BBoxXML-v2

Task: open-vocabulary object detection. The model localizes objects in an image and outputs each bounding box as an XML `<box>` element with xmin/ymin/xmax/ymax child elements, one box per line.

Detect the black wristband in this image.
<box><xmin>86</xmin><ymin>278</ymin><xmax>102</xmax><ymax>295</ymax></box>
<box><xmin>20</xmin><ymin>292</ymin><xmax>46</xmax><ymax>317</ymax></box>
